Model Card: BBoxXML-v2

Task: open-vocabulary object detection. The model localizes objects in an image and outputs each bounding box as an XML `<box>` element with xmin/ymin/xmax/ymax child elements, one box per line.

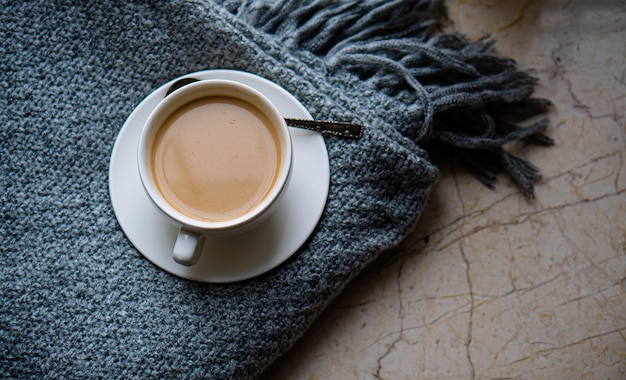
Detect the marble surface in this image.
<box><xmin>262</xmin><ymin>1</ymin><xmax>626</xmax><ymax>379</ymax></box>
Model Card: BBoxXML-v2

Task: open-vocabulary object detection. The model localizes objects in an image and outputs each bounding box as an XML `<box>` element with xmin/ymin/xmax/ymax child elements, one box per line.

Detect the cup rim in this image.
<box><xmin>137</xmin><ymin>79</ymin><xmax>293</xmax><ymax>233</ymax></box>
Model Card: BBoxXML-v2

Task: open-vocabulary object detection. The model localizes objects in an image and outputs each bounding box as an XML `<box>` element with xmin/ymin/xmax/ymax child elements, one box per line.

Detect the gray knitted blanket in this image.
<box><xmin>1</xmin><ymin>1</ymin><xmax>551</xmax><ymax>378</ymax></box>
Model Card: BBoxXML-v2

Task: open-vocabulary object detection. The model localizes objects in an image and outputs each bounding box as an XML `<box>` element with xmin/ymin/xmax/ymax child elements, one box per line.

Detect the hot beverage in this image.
<box><xmin>151</xmin><ymin>96</ymin><xmax>281</xmax><ymax>222</ymax></box>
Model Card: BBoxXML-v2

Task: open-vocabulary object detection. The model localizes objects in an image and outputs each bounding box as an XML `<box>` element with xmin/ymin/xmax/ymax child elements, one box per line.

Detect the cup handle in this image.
<box><xmin>173</xmin><ymin>228</ymin><xmax>204</xmax><ymax>266</ymax></box>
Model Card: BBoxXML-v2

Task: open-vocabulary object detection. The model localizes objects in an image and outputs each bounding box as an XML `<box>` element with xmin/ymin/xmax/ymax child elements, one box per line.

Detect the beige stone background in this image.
<box><xmin>262</xmin><ymin>1</ymin><xmax>626</xmax><ymax>378</ymax></box>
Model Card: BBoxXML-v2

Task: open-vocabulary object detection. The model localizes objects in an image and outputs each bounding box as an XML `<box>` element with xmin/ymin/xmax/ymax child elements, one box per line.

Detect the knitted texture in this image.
<box><xmin>1</xmin><ymin>1</ymin><xmax>549</xmax><ymax>378</ymax></box>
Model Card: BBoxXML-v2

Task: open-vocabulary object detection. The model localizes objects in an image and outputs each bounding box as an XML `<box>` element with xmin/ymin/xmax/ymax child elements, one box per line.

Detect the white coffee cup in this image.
<box><xmin>137</xmin><ymin>79</ymin><xmax>293</xmax><ymax>266</ymax></box>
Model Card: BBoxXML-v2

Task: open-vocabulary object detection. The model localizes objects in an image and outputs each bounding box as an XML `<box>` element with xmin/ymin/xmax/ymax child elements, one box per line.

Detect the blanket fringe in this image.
<box><xmin>220</xmin><ymin>0</ymin><xmax>553</xmax><ymax>198</ymax></box>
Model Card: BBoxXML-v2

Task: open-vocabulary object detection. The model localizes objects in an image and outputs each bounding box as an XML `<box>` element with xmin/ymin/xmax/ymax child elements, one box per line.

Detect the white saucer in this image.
<box><xmin>109</xmin><ymin>70</ymin><xmax>330</xmax><ymax>283</ymax></box>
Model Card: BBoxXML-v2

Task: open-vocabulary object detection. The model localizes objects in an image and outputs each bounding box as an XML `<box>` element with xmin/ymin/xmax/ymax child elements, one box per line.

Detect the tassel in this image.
<box><xmin>219</xmin><ymin>0</ymin><xmax>552</xmax><ymax>198</ymax></box>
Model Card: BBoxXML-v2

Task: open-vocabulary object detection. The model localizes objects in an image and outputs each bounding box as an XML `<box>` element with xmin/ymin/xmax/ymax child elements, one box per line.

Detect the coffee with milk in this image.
<box><xmin>151</xmin><ymin>96</ymin><xmax>281</xmax><ymax>222</ymax></box>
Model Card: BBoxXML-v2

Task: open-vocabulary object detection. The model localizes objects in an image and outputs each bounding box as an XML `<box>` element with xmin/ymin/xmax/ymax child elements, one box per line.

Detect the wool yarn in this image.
<box><xmin>1</xmin><ymin>1</ymin><xmax>549</xmax><ymax>378</ymax></box>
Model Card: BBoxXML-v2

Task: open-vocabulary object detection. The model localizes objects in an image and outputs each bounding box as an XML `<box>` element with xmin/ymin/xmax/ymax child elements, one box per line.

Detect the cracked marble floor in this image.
<box><xmin>262</xmin><ymin>1</ymin><xmax>626</xmax><ymax>379</ymax></box>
